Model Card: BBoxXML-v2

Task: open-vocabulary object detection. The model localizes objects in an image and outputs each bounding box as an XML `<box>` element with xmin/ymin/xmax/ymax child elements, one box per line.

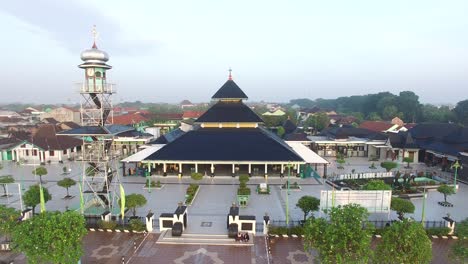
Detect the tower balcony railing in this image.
<box><xmin>76</xmin><ymin>82</ymin><xmax>116</xmax><ymax>94</ymax></box>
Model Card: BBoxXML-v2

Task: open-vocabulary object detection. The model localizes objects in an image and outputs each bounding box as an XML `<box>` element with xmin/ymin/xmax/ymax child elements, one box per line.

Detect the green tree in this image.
<box><xmin>296</xmin><ymin>196</ymin><xmax>320</xmax><ymax>222</ymax></box>
<box><xmin>276</xmin><ymin>126</ymin><xmax>285</xmax><ymax>138</ymax></box>
<box><xmin>0</xmin><ymin>175</ymin><xmax>15</xmax><ymax>196</ymax></box>
<box><xmin>375</xmin><ymin>219</ymin><xmax>432</xmax><ymax>264</ymax></box>
<box><xmin>403</xmin><ymin>157</ymin><xmax>413</xmax><ymax>168</ymax></box>
<box><xmin>32</xmin><ymin>166</ymin><xmax>48</xmax><ymax>184</ymax></box>
<box><xmin>120</xmin><ymin>193</ymin><xmax>147</xmax><ymax>217</ymax></box>
<box><xmin>57</xmin><ymin>177</ymin><xmax>76</xmax><ymax>198</ymax></box>
<box><xmin>381</xmin><ymin>161</ymin><xmax>398</xmax><ymax>172</ymax></box>
<box><xmin>390</xmin><ymin>197</ymin><xmax>415</xmax><ymax>220</ymax></box>
<box><xmin>368</xmin><ymin>112</ymin><xmax>382</xmax><ymax>121</ymax></box>
<box><xmin>453</xmin><ymin>99</ymin><xmax>468</xmax><ymax>126</ymax></box>
<box><xmin>420</xmin><ymin>104</ymin><xmax>455</xmax><ymax>123</ymax></box>
<box><xmin>0</xmin><ymin>205</ymin><xmax>21</xmax><ymax>241</ymax></box>
<box><xmin>304</xmin><ymin>204</ymin><xmax>373</xmax><ymax>264</ymax></box>
<box><xmin>362</xmin><ymin>180</ymin><xmax>392</xmax><ymax>190</ymax></box>
<box><xmin>304</xmin><ymin>112</ymin><xmax>330</xmax><ymax>132</ymax></box>
<box><xmin>23</xmin><ymin>185</ymin><xmax>52</xmax><ymax>214</ymax></box>
<box><xmin>11</xmin><ymin>211</ymin><xmax>87</xmax><ymax>264</ymax></box>
<box><xmin>451</xmin><ymin>217</ymin><xmax>468</xmax><ymax>262</ymax></box>
<box><xmin>437</xmin><ymin>184</ymin><xmax>455</xmax><ymax>203</ymax></box>
<box><xmin>396</xmin><ymin>91</ymin><xmax>421</xmax><ymax>122</ymax></box>
<box><xmin>382</xmin><ymin>105</ymin><xmax>399</xmax><ymax>120</ymax></box>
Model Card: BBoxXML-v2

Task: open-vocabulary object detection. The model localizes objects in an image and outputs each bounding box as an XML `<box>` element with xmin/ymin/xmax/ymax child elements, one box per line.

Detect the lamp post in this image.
<box><xmin>286</xmin><ymin>162</ymin><xmax>291</xmax><ymax>225</ymax></box>
<box><xmin>451</xmin><ymin>160</ymin><xmax>462</xmax><ymax>193</ymax></box>
<box><xmin>146</xmin><ymin>163</ymin><xmax>151</xmax><ymax>193</ymax></box>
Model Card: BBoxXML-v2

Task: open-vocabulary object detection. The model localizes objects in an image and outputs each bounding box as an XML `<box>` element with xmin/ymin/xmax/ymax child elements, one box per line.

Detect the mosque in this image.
<box><xmin>126</xmin><ymin>71</ymin><xmax>329</xmax><ymax>178</ymax></box>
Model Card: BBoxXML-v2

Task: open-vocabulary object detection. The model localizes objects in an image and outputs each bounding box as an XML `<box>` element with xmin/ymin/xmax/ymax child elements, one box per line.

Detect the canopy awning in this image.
<box><xmin>287</xmin><ymin>142</ymin><xmax>329</xmax><ymax>164</ymax></box>
<box><xmin>121</xmin><ymin>144</ymin><xmax>165</xmax><ymax>163</ymax></box>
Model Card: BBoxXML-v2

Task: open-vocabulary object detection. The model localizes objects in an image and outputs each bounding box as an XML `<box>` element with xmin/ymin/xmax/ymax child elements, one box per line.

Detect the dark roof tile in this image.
<box><xmin>212</xmin><ymin>80</ymin><xmax>248</xmax><ymax>99</ymax></box>
<box><xmin>196</xmin><ymin>101</ymin><xmax>263</xmax><ymax>123</ymax></box>
<box><xmin>144</xmin><ymin>127</ymin><xmax>303</xmax><ymax>162</ymax></box>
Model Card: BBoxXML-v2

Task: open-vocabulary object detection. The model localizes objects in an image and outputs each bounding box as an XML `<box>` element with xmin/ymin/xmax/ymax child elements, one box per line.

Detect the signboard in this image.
<box><xmin>320</xmin><ymin>190</ymin><xmax>392</xmax><ymax>214</ymax></box>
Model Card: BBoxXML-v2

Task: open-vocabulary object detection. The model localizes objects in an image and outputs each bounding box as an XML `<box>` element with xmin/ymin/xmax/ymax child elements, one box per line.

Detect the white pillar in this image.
<box><xmin>232</xmin><ymin>164</ymin><xmax>235</xmax><ymax>174</ymax></box>
<box><xmin>264</xmin><ymin>164</ymin><xmax>268</xmax><ymax>174</ymax></box>
<box><xmin>58</xmin><ymin>151</ymin><xmax>62</xmax><ymax>162</ymax></box>
<box><xmin>148</xmin><ymin>163</ymin><xmax>152</xmax><ymax>173</ymax></box>
<box><xmin>297</xmin><ymin>163</ymin><xmax>300</xmax><ymax>173</ymax></box>
<box><xmin>163</xmin><ymin>163</ymin><xmax>167</xmax><ymax>173</ymax></box>
<box><xmin>195</xmin><ymin>163</ymin><xmax>198</xmax><ymax>173</ymax></box>
<box><xmin>211</xmin><ymin>164</ymin><xmax>215</xmax><ymax>174</ymax></box>
<box><xmin>281</xmin><ymin>164</ymin><xmax>284</xmax><ymax>174</ymax></box>
<box><xmin>248</xmin><ymin>164</ymin><xmax>252</xmax><ymax>174</ymax></box>
<box><xmin>179</xmin><ymin>163</ymin><xmax>182</xmax><ymax>173</ymax></box>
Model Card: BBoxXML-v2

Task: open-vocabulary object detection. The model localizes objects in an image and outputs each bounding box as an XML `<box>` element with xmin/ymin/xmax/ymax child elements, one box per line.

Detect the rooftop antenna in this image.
<box><xmin>228</xmin><ymin>67</ymin><xmax>233</xmax><ymax>80</ymax></box>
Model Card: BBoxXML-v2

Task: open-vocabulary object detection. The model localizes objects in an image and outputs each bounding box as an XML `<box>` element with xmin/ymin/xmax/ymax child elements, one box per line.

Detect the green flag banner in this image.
<box><xmin>120</xmin><ymin>184</ymin><xmax>125</xmax><ymax>220</ymax></box>
<box><xmin>39</xmin><ymin>184</ymin><xmax>46</xmax><ymax>213</ymax></box>
<box><xmin>78</xmin><ymin>183</ymin><xmax>84</xmax><ymax>214</ymax></box>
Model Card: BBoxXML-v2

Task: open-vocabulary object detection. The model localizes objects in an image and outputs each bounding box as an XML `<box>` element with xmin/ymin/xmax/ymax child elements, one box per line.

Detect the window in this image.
<box><xmin>241</xmin><ymin>223</ymin><xmax>253</xmax><ymax>231</ymax></box>
<box><xmin>49</xmin><ymin>150</ymin><xmax>55</xmax><ymax>156</ymax></box>
<box><xmin>26</xmin><ymin>150</ymin><xmax>29</xmax><ymax>156</ymax></box>
<box><xmin>63</xmin><ymin>149</ymin><xmax>67</xmax><ymax>154</ymax></box>
<box><xmin>33</xmin><ymin>149</ymin><xmax>37</xmax><ymax>156</ymax></box>
<box><xmin>162</xmin><ymin>220</ymin><xmax>173</xmax><ymax>228</ymax></box>
<box><xmin>95</xmin><ymin>71</ymin><xmax>102</xmax><ymax>78</ymax></box>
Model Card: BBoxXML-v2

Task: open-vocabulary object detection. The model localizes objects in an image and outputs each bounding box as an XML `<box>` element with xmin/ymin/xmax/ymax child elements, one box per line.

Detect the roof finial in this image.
<box><xmin>92</xmin><ymin>25</ymin><xmax>98</xmax><ymax>49</ymax></box>
<box><xmin>228</xmin><ymin>67</ymin><xmax>233</xmax><ymax>80</ymax></box>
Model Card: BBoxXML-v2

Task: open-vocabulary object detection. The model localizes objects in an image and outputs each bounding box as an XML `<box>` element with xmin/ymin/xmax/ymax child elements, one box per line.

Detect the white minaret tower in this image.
<box><xmin>75</xmin><ymin>26</ymin><xmax>120</xmax><ymax>216</ymax></box>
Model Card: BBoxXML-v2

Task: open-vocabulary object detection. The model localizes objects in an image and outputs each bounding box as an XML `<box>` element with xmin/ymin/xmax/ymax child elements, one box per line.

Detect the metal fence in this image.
<box><xmin>269</xmin><ymin>220</ymin><xmax>304</xmax><ymax>228</ymax></box>
<box><xmin>368</xmin><ymin>220</ymin><xmax>445</xmax><ymax>229</ymax></box>
<box><xmin>256</xmin><ymin>222</ymin><xmax>264</xmax><ymax>233</ymax></box>
<box><xmin>268</xmin><ymin>219</ymin><xmax>445</xmax><ymax>230</ymax></box>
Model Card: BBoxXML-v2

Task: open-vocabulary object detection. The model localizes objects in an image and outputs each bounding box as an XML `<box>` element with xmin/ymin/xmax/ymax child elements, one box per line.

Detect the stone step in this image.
<box><xmin>156</xmin><ymin>230</ymin><xmax>254</xmax><ymax>246</ymax></box>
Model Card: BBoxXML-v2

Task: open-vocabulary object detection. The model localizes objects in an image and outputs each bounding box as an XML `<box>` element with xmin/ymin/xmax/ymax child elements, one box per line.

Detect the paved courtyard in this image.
<box><xmin>1</xmin><ymin>159</ymin><xmax>468</xmax><ymax>230</ymax></box>
<box><xmin>0</xmin><ymin>231</ymin><xmax>458</xmax><ymax>264</ymax></box>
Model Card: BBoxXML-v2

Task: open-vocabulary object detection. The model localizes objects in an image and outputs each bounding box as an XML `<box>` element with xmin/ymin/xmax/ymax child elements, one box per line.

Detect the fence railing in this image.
<box><xmin>367</xmin><ymin>220</ymin><xmax>445</xmax><ymax>229</ymax></box>
<box><xmin>269</xmin><ymin>219</ymin><xmax>445</xmax><ymax>230</ymax></box>
<box><xmin>269</xmin><ymin>220</ymin><xmax>304</xmax><ymax>228</ymax></box>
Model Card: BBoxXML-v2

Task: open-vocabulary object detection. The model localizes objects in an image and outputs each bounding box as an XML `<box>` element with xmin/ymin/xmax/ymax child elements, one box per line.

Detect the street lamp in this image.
<box><xmin>286</xmin><ymin>162</ymin><xmax>292</xmax><ymax>225</ymax></box>
<box><xmin>451</xmin><ymin>160</ymin><xmax>462</xmax><ymax>193</ymax></box>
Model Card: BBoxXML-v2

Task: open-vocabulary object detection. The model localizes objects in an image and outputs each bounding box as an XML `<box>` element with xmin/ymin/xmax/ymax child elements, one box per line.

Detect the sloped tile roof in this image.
<box><xmin>196</xmin><ymin>101</ymin><xmax>263</xmax><ymax>123</ymax></box>
<box><xmin>211</xmin><ymin>80</ymin><xmax>248</xmax><ymax>99</ymax></box>
<box><xmin>144</xmin><ymin>127</ymin><xmax>303</xmax><ymax>162</ymax></box>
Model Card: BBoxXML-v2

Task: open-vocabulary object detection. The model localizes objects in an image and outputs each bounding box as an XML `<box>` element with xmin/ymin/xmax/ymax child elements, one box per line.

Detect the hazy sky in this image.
<box><xmin>1</xmin><ymin>0</ymin><xmax>467</xmax><ymax>104</ymax></box>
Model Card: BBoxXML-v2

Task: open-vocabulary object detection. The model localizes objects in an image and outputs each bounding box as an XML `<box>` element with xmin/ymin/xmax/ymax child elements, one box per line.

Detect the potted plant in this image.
<box><xmin>237</xmin><ymin>175</ymin><xmax>250</xmax><ymax>207</ymax></box>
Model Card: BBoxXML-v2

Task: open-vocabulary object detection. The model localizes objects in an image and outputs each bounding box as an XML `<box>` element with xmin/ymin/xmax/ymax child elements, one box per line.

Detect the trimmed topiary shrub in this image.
<box><xmin>191</xmin><ymin>172</ymin><xmax>203</xmax><ymax>181</ymax></box>
<box><xmin>128</xmin><ymin>219</ymin><xmax>146</xmax><ymax>232</ymax></box>
<box><xmin>97</xmin><ymin>220</ymin><xmax>117</xmax><ymax>230</ymax></box>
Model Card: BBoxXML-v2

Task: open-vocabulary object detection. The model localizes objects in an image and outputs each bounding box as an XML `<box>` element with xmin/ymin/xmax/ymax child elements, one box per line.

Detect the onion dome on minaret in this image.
<box><xmin>79</xmin><ymin>26</ymin><xmax>112</xmax><ymax>69</ymax></box>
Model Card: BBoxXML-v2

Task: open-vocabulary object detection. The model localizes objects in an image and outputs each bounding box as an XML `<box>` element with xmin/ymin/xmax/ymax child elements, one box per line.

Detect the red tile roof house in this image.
<box><xmin>359</xmin><ymin>121</ymin><xmax>408</xmax><ymax>133</ymax></box>
<box><xmin>112</xmin><ymin>113</ymin><xmax>149</xmax><ymax>125</ymax></box>
<box><xmin>182</xmin><ymin>111</ymin><xmax>205</xmax><ymax>119</ymax></box>
<box><xmin>6</xmin><ymin>124</ymin><xmax>82</xmax><ymax>164</ymax></box>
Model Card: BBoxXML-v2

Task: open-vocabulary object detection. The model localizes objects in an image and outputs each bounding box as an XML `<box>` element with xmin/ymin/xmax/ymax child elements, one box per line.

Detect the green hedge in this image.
<box><xmin>186</xmin><ymin>184</ymin><xmax>199</xmax><ymax>204</ymax></box>
<box><xmin>129</xmin><ymin>219</ymin><xmax>146</xmax><ymax>232</ymax></box>
<box><xmin>191</xmin><ymin>172</ymin><xmax>203</xmax><ymax>181</ymax></box>
<box><xmin>269</xmin><ymin>225</ymin><xmax>304</xmax><ymax>236</ymax></box>
<box><xmin>237</xmin><ymin>187</ymin><xmax>251</xmax><ymax>195</ymax></box>
<box><xmin>425</xmin><ymin>227</ymin><xmax>451</xmax><ymax>236</ymax></box>
<box><xmin>97</xmin><ymin>220</ymin><xmax>117</xmax><ymax>230</ymax></box>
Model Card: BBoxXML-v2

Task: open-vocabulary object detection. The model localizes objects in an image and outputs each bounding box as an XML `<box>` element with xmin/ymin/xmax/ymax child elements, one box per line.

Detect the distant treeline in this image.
<box><xmin>290</xmin><ymin>91</ymin><xmax>468</xmax><ymax>125</ymax></box>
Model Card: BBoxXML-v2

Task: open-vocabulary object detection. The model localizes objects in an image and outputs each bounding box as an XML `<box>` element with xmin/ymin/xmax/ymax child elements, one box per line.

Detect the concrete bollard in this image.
<box><xmin>146</xmin><ymin>212</ymin><xmax>154</xmax><ymax>232</ymax></box>
<box><xmin>263</xmin><ymin>214</ymin><xmax>270</xmax><ymax>235</ymax></box>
